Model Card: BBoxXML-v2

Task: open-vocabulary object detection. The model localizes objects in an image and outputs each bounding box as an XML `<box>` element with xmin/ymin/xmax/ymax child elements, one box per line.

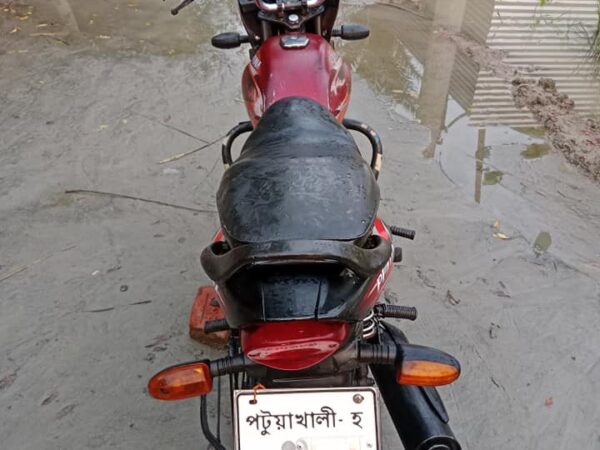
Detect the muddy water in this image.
<box><xmin>341</xmin><ymin>1</ymin><xmax>600</xmax><ymax>182</ymax></box>
<box><xmin>338</xmin><ymin>0</ymin><xmax>600</xmax><ymax>271</ymax></box>
<box><xmin>0</xmin><ymin>0</ymin><xmax>240</xmax><ymax>54</ymax></box>
<box><xmin>3</xmin><ymin>0</ymin><xmax>599</xmax><ymax>259</ymax></box>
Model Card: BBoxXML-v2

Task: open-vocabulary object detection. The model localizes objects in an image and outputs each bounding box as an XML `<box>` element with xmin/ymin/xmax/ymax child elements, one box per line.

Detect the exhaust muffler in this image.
<box><xmin>370</xmin><ymin>323</ymin><xmax>461</xmax><ymax>450</ymax></box>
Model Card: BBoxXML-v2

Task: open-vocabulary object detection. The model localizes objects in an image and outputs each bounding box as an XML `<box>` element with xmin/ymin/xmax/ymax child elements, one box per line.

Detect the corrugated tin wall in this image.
<box><xmin>469</xmin><ymin>0</ymin><xmax>600</xmax><ymax>127</ymax></box>
<box><xmin>448</xmin><ymin>0</ymin><xmax>496</xmax><ymax>111</ymax></box>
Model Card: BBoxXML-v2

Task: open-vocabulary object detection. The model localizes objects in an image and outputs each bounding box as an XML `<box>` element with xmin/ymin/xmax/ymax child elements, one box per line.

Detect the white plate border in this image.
<box><xmin>233</xmin><ymin>386</ymin><xmax>381</xmax><ymax>450</ymax></box>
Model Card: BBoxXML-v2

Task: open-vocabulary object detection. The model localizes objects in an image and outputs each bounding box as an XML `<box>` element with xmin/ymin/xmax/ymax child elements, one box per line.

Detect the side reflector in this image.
<box><xmin>148</xmin><ymin>362</ymin><xmax>213</xmax><ymax>401</ymax></box>
<box><xmin>396</xmin><ymin>360</ymin><xmax>460</xmax><ymax>387</ymax></box>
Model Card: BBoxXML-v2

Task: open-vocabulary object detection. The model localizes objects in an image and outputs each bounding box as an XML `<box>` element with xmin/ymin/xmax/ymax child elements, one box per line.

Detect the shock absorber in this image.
<box><xmin>362</xmin><ymin>309</ymin><xmax>378</xmax><ymax>340</ymax></box>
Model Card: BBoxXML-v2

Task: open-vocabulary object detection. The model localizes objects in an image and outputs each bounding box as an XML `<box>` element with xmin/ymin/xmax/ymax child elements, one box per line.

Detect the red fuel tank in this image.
<box><xmin>242</xmin><ymin>33</ymin><xmax>351</xmax><ymax>126</ymax></box>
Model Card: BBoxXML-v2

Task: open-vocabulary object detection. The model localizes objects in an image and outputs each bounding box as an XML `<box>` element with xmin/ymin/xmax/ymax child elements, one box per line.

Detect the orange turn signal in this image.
<box><xmin>396</xmin><ymin>360</ymin><xmax>460</xmax><ymax>387</ymax></box>
<box><xmin>148</xmin><ymin>362</ymin><xmax>213</xmax><ymax>401</ymax></box>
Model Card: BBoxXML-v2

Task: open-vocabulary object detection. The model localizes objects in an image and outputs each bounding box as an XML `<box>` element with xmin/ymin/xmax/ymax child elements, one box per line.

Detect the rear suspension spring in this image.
<box><xmin>362</xmin><ymin>310</ymin><xmax>378</xmax><ymax>340</ymax></box>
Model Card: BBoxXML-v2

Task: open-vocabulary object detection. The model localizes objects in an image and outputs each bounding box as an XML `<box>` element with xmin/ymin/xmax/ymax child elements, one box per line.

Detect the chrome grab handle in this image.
<box><xmin>255</xmin><ymin>0</ymin><xmax>326</xmax><ymax>13</ymax></box>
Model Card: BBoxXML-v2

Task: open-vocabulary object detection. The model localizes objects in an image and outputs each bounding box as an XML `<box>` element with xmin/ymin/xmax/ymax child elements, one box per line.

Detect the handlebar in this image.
<box><xmin>255</xmin><ymin>0</ymin><xmax>326</xmax><ymax>13</ymax></box>
<box><xmin>170</xmin><ymin>0</ymin><xmax>326</xmax><ymax>15</ymax></box>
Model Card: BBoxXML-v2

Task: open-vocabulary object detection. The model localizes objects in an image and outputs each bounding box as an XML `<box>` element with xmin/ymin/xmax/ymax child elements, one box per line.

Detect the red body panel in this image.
<box><xmin>242</xmin><ymin>33</ymin><xmax>351</xmax><ymax>125</ymax></box>
<box><xmin>359</xmin><ymin>218</ymin><xmax>393</xmax><ymax>314</ymax></box>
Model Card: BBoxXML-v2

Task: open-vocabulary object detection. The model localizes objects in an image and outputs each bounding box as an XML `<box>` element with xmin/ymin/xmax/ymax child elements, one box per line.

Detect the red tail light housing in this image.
<box><xmin>241</xmin><ymin>320</ymin><xmax>350</xmax><ymax>371</ymax></box>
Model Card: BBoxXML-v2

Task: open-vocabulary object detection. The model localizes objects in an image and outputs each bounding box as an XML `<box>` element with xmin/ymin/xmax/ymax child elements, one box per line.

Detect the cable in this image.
<box><xmin>216</xmin><ymin>376</ymin><xmax>222</xmax><ymax>443</ymax></box>
<box><xmin>200</xmin><ymin>396</ymin><xmax>226</xmax><ymax>450</ymax></box>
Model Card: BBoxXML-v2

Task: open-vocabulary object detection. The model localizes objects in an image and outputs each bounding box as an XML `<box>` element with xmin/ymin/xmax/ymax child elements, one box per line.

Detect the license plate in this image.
<box><xmin>234</xmin><ymin>387</ymin><xmax>380</xmax><ymax>450</ymax></box>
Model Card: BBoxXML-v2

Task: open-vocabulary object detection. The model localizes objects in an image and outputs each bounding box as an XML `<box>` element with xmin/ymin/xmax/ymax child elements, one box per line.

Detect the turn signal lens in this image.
<box><xmin>148</xmin><ymin>362</ymin><xmax>213</xmax><ymax>401</ymax></box>
<box><xmin>396</xmin><ymin>360</ymin><xmax>460</xmax><ymax>387</ymax></box>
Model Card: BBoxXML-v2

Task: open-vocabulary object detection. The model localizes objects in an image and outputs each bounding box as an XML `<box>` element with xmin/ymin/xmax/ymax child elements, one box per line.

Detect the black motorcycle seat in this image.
<box><xmin>216</xmin><ymin>97</ymin><xmax>380</xmax><ymax>244</ymax></box>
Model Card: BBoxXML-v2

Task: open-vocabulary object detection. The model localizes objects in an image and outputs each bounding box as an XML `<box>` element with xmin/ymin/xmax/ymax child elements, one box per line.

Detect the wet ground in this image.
<box><xmin>1</xmin><ymin>0</ymin><xmax>600</xmax><ymax>449</ymax></box>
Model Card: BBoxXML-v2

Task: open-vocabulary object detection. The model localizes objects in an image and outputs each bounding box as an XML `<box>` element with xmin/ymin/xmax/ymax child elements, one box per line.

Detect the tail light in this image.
<box><xmin>148</xmin><ymin>362</ymin><xmax>212</xmax><ymax>401</ymax></box>
<box><xmin>241</xmin><ymin>320</ymin><xmax>350</xmax><ymax>371</ymax></box>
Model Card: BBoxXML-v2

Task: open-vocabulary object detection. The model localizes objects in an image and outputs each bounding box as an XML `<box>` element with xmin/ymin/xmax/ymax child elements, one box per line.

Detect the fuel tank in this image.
<box><xmin>242</xmin><ymin>33</ymin><xmax>351</xmax><ymax>125</ymax></box>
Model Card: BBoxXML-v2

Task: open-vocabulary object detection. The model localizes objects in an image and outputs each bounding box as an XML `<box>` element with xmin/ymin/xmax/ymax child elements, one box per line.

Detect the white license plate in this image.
<box><xmin>234</xmin><ymin>387</ymin><xmax>380</xmax><ymax>450</ymax></box>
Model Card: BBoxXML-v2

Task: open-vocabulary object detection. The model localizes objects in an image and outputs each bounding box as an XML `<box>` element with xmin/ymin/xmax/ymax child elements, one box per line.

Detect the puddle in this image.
<box><xmin>2</xmin><ymin>0</ymin><xmax>600</xmax><ymax>266</ymax></box>
<box><xmin>521</xmin><ymin>143</ymin><xmax>550</xmax><ymax>160</ymax></box>
<box><xmin>1</xmin><ymin>0</ymin><xmax>240</xmax><ymax>55</ymax></box>
<box><xmin>340</xmin><ymin>1</ymin><xmax>600</xmax><ymax>195</ymax></box>
<box><xmin>339</xmin><ymin>0</ymin><xmax>600</xmax><ymax>265</ymax></box>
<box><xmin>482</xmin><ymin>170</ymin><xmax>504</xmax><ymax>186</ymax></box>
<box><xmin>533</xmin><ymin>231</ymin><xmax>552</xmax><ymax>254</ymax></box>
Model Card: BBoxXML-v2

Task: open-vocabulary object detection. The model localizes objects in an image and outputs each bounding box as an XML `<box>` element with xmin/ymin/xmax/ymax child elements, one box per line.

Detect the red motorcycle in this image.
<box><xmin>149</xmin><ymin>1</ymin><xmax>462</xmax><ymax>449</ymax></box>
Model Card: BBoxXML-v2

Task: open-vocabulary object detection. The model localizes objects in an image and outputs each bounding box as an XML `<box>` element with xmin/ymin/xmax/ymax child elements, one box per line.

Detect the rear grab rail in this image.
<box><xmin>201</xmin><ymin>237</ymin><xmax>392</xmax><ymax>283</ymax></box>
<box><xmin>221</xmin><ymin>119</ymin><xmax>383</xmax><ymax>178</ymax></box>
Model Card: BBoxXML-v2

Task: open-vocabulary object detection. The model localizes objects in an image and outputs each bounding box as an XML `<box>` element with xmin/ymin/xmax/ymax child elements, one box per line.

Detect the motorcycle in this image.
<box><xmin>149</xmin><ymin>1</ymin><xmax>462</xmax><ymax>449</ymax></box>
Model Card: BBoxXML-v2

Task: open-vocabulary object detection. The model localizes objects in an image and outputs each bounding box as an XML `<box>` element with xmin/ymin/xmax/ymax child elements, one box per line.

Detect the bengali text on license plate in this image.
<box><xmin>234</xmin><ymin>387</ymin><xmax>380</xmax><ymax>450</ymax></box>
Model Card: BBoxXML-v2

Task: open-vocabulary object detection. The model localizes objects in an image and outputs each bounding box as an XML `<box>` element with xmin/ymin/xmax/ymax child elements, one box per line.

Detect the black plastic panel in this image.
<box><xmin>219</xmin><ymin>263</ymin><xmax>373</xmax><ymax>327</ymax></box>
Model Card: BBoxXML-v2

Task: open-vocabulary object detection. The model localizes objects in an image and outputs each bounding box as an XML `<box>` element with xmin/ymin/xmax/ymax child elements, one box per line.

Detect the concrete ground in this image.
<box><xmin>1</xmin><ymin>1</ymin><xmax>599</xmax><ymax>449</ymax></box>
